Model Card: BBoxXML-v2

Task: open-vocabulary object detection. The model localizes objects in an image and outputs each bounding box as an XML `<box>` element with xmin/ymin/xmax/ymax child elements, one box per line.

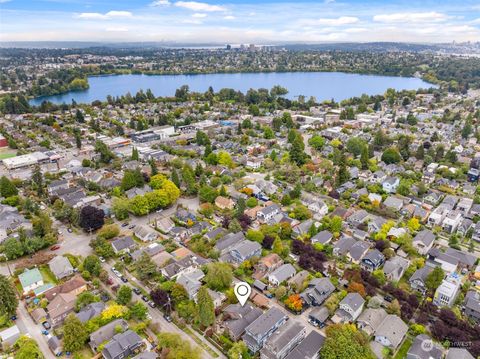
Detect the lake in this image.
<box><xmin>29</xmin><ymin>72</ymin><xmax>435</xmax><ymax>106</ymax></box>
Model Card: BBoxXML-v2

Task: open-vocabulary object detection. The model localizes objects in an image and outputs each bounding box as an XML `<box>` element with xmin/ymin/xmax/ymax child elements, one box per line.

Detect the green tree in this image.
<box><xmin>228</xmin><ymin>341</ymin><xmax>250</xmax><ymax>359</ymax></box>
<box><xmin>112</xmin><ymin>197</ymin><xmax>130</xmax><ymax>220</ymax></box>
<box><xmin>360</xmin><ymin>145</ymin><xmax>369</xmax><ymax>170</ymax></box>
<box><xmin>0</xmin><ymin>274</ymin><xmax>18</xmax><ymax>316</ymax></box>
<box><xmin>135</xmin><ymin>252</ymin><xmax>157</xmax><ymax>280</ymax></box>
<box><xmin>346</xmin><ymin>137</ymin><xmax>366</xmax><ymax>156</ymax></box>
<box><xmin>157</xmin><ymin>333</ymin><xmax>200</xmax><ymax>359</ymax></box>
<box><xmin>129</xmin><ymin>195</ymin><xmax>150</xmax><ymax>216</ymax></box>
<box><xmin>14</xmin><ymin>336</ymin><xmax>44</xmax><ymax>359</ymax></box>
<box><xmin>235</xmin><ymin>197</ymin><xmax>246</xmax><ymax>218</ymax></box>
<box><xmin>381</xmin><ymin>147</ymin><xmax>401</xmax><ymax>164</ymax></box>
<box><xmin>131</xmin><ymin>147</ymin><xmax>139</xmax><ymax>161</ymax></box>
<box><xmin>97</xmin><ymin>224</ymin><xmax>120</xmax><ymax>240</ymax></box>
<box><xmin>199</xmin><ymin>185</ymin><xmax>218</xmax><ymax>203</ymax></box>
<box><xmin>204</xmin><ymin>262</ymin><xmax>233</xmax><ymax>291</ymax></box>
<box><xmin>75</xmin><ymin>291</ymin><xmax>98</xmax><ymax>311</ymax></box>
<box><xmin>130</xmin><ymin>301</ymin><xmax>148</xmax><ymax>320</ymax></box>
<box><xmin>197</xmin><ymin>286</ymin><xmax>215</xmax><ymax>328</ymax></box>
<box><xmin>320</xmin><ymin>324</ymin><xmax>375</xmax><ymax>359</ymax></box>
<box><xmin>31</xmin><ymin>165</ymin><xmax>44</xmax><ymax>196</ymax></box>
<box><xmin>117</xmin><ymin>285</ymin><xmax>132</xmax><ymax>305</ymax></box>
<box><xmin>171</xmin><ymin>168</ymin><xmax>180</xmax><ymax>188</ymax></box>
<box><xmin>218</xmin><ymin>151</ymin><xmax>234</xmax><ymax>168</ymax></box>
<box><xmin>425</xmin><ymin>266</ymin><xmax>445</xmax><ymax>292</ymax></box>
<box><xmin>0</xmin><ymin>176</ymin><xmax>18</xmax><ymax>198</ymax></box>
<box><xmin>94</xmin><ymin>140</ymin><xmax>115</xmax><ymax>164</ymax></box>
<box><xmin>63</xmin><ymin>314</ymin><xmax>88</xmax><ymax>352</ymax></box>
<box><xmin>308</xmin><ymin>135</ymin><xmax>325</xmax><ymax>150</ymax></box>
<box><xmin>83</xmin><ymin>255</ymin><xmax>101</xmax><ymax>276</ymax></box>
<box><xmin>289</xmin><ymin>132</ymin><xmax>307</xmax><ymax>166</ymax></box>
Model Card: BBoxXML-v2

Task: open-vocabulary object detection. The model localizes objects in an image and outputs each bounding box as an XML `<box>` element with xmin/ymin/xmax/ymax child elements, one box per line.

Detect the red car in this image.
<box><xmin>106</xmin><ymin>277</ymin><xmax>114</xmax><ymax>285</ymax></box>
<box><xmin>50</xmin><ymin>245</ymin><xmax>60</xmax><ymax>251</ymax></box>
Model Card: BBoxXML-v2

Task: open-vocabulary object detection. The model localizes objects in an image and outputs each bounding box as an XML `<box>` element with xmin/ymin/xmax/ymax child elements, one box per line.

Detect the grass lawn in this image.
<box><xmin>394</xmin><ymin>337</ymin><xmax>412</xmax><ymax>359</ymax></box>
<box><xmin>39</xmin><ymin>265</ymin><xmax>59</xmax><ymax>285</ymax></box>
<box><xmin>75</xmin><ymin>346</ymin><xmax>94</xmax><ymax>359</ymax></box>
<box><xmin>0</xmin><ymin>153</ymin><xmax>15</xmax><ymax>160</ymax></box>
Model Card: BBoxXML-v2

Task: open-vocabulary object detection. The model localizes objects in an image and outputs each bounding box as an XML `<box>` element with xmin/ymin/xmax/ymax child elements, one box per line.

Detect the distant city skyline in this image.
<box><xmin>1</xmin><ymin>0</ymin><xmax>479</xmax><ymax>43</ymax></box>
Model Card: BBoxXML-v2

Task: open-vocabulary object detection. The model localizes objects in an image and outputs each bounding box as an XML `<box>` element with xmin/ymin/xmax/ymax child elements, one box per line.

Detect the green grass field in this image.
<box><xmin>0</xmin><ymin>153</ymin><xmax>16</xmax><ymax>160</ymax></box>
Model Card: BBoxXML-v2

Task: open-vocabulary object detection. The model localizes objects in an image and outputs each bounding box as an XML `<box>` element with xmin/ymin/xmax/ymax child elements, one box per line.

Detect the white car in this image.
<box><xmin>99</xmin><ymin>256</ymin><xmax>106</xmax><ymax>263</ymax></box>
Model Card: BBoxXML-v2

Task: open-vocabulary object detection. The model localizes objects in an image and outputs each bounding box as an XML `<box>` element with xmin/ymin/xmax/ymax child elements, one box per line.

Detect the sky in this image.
<box><xmin>0</xmin><ymin>0</ymin><xmax>479</xmax><ymax>43</ymax></box>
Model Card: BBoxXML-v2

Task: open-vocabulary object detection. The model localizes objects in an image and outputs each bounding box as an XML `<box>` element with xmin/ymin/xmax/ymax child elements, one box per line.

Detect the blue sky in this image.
<box><xmin>0</xmin><ymin>0</ymin><xmax>479</xmax><ymax>43</ymax></box>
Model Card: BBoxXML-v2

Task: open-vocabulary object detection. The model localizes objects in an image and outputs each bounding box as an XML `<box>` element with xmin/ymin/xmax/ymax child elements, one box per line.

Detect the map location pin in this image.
<box><xmin>234</xmin><ymin>282</ymin><xmax>252</xmax><ymax>306</ymax></box>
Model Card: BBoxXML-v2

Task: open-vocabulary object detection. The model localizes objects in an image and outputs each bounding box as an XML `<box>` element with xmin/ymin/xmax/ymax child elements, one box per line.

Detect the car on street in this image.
<box><xmin>121</xmin><ymin>222</ymin><xmax>129</xmax><ymax>227</ymax></box>
<box><xmin>163</xmin><ymin>314</ymin><xmax>172</xmax><ymax>322</ymax></box>
<box><xmin>99</xmin><ymin>256</ymin><xmax>106</xmax><ymax>263</ymax></box>
<box><xmin>41</xmin><ymin>330</ymin><xmax>49</xmax><ymax>335</ymax></box>
<box><xmin>67</xmin><ymin>228</ymin><xmax>73</xmax><ymax>233</ymax></box>
<box><xmin>133</xmin><ymin>288</ymin><xmax>141</xmax><ymax>295</ymax></box>
<box><xmin>148</xmin><ymin>301</ymin><xmax>156</xmax><ymax>308</ymax></box>
<box><xmin>121</xmin><ymin>276</ymin><xmax>128</xmax><ymax>283</ymax></box>
<box><xmin>106</xmin><ymin>277</ymin><xmax>114</xmax><ymax>285</ymax></box>
<box><xmin>141</xmin><ymin>295</ymin><xmax>149</xmax><ymax>302</ymax></box>
<box><xmin>50</xmin><ymin>245</ymin><xmax>60</xmax><ymax>251</ymax></box>
<box><xmin>42</xmin><ymin>321</ymin><xmax>51</xmax><ymax>330</ymax></box>
<box><xmin>128</xmin><ymin>224</ymin><xmax>136</xmax><ymax>229</ymax></box>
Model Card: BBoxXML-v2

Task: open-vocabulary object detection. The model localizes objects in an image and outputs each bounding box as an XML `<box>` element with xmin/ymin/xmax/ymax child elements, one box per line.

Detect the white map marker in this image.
<box><xmin>234</xmin><ymin>282</ymin><xmax>252</xmax><ymax>306</ymax></box>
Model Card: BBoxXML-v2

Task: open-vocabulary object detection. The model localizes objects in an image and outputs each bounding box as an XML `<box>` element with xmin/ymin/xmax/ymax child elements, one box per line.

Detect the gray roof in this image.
<box><xmin>308</xmin><ymin>306</ymin><xmax>329</xmax><ymax>323</ymax></box>
<box><xmin>311</xmin><ymin>230</ymin><xmax>333</xmax><ymax>244</ymax></box>
<box><xmin>270</xmin><ymin>264</ymin><xmax>296</xmax><ymax>283</ymax></box>
<box><xmin>465</xmin><ymin>290</ymin><xmax>480</xmax><ymax>314</ymax></box>
<box><xmin>349</xmin><ymin>241</ymin><xmax>370</xmax><ymax>261</ymax></box>
<box><xmin>375</xmin><ymin>314</ymin><xmax>408</xmax><ymax>348</ymax></box>
<box><xmin>446</xmin><ymin>348</ymin><xmax>475</xmax><ymax>359</ymax></box>
<box><xmin>76</xmin><ymin>302</ymin><xmax>105</xmax><ymax>323</ymax></box>
<box><xmin>231</xmin><ymin>240</ymin><xmax>261</xmax><ymax>260</ymax></box>
<box><xmin>224</xmin><ymin>304</ymin><xmax>263</xmax><ymax>339</ymax></box>
<box><xmin>341</xmin><ymin>293</ymin><xmax>365</xmax><ymax>311</ymax></box>
<box><xmin>261</xmin><ymin>320</ymin><xmax>305</xmax><ymax>357</ymax></box>
<box><xmin>357</xmin><ymin>308</ymin><xmax>388</xmax><ymax>334</ymax></box>
<box><xmin>284</xmin><ymin>330</ymin><xmax>325</xmax><ymax>359</ymax></box>
<box><xmin>48</xmin><ymin>256</ymin><xmax>73</xmax><ymax>279</ymax></box>
<box><xmin>383</xmin><ymin>256</ymin><xmax>409</xmax><ymax>281</ymax></box>
<box><xmin>245</xmin><ymin>307</ymin><xmax>287</xmax><ymax>338</ymax></box>
<box><xmin>409</xmin><ymin>266</ymin><xmax>433</xmax><ymax>283</ymax></box>
<box><xmin>102</xmin><ymin>329</ymin><xmax>142</xmax><ymax>359</ymax></box>
<box><xmin>111</xmin><ymin>236</ymin><xmax>135</xmax><ymax>252</ymax></box>
<box><xmin>132</xmin><ymin>352</ymin><xmax>157</xmax><ymax>359</ymax></box>
<box><xmin>407</xmin><ymin>334</ymin><xmax>443</xmax><ymax>359</ymax></box>
<box><xmin>444</xmin><ymin>248</ymin><xmax>476</xmax><ymax>267</ymax></box>
<box><xmin>301</xmin><ymin>278</ymin><xmax>335</xmax><ymax>307</ymax></box>
<box><xmin>413</xmin><ymin>229</ymin><xmax>435</xmax><ymax>247</ymax></box>
<box><xmin>333</xmin><ymin>236</ymin><xmax>356</xmax><ymax>256</ymax></box>
<box><xmin>215</xmin><ymin>232</ymin><xmax>245</xmax><ymax>252</ymax></box>
<box><xmin>90</xmin><ymin>319</ymin><xmax>129</xmax><ymax>349</ymax></box>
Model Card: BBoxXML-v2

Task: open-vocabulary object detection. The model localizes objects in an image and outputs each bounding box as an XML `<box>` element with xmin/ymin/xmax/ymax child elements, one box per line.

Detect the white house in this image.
<box><xmin>268</xmin><ymin>264</ymin><xmax>296</xmax><ymax>286</ymax></box>
<box><xmin>246</xmin><ymin>158</ymin><xmax>263</xmax><ymax>170</ymax></box>
<box><xmin>18</xmin><ymin>268</ymin><xmax>44</xmax><ymax>295</ymax></box>
<box><xmin>382</xmin><ymin>177</ymin><xmax>400</xmax><ymax>193</ymax></box>
<box><xmin>433</xmin><ymin>272</ymin><xmax>462</xmax><ymax>307</ymax></box>
<box><xmin>257</xmin><ymin>204</ymin><xmax>281</xmax><ymax>223</ymax></box>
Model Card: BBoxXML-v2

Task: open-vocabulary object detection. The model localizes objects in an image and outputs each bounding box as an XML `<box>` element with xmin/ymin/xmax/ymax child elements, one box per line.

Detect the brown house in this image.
<box><xmin>215</xmin><ymin>196</ymin><xmax>235</xmax><ymax>210</ymax></box>
<box><xmin>254</xmin><ymin>253</ymin><xmax>283</xmax><ymax>279</ymax></box>
<box><xmin>44</xmin><ymin>275</ymin><xmax>87</xmax><ymax>301</ymax></box>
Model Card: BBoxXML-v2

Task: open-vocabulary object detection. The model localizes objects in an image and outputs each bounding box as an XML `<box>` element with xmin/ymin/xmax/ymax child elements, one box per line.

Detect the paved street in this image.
<box><xmin>17</xmin><ymin>300</ymin><xmax>56</xmax><ymax>359</ymax></box>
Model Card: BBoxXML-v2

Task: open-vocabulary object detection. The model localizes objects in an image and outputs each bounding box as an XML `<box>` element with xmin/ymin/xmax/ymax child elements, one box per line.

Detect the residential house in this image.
<box><xmin>383</xmin><ymin>196</ymin><xmax>403</xmax><ymax>212</ymax></box>
<box><xmin>161</xmin><ymin>254</ymin><xmax>208</xmax><ymax>280</ymax></box>
<box><xmin>287</xmin><ymin>270</ymin><xmax>309</xmax><ymax>292</ymax></box>
<box><xmin>131</xmin><ymin>242</ymin><xmax>165</xmax><ymax>261</ymax></box>
<box><xmin>111</xmin><ymin>236</ymin><xmax>136</xmax><ymax>254</ymax></box>
<box><xmin>442</xmin><ymin>210</ymin><xmax>463</xmax><ymax>234</ymax></box>
<box><xmin>215</xmin><ymin>196</ymin><xmax>235</xmax><ymax>210</ymax></box>
<box><xmin>133</xmin><ymin>225</ymin><xmax>158</xmax><ymax>242</ymax></box>
<box><xmin>215</xmin><ymin>232</ymin><xmax>245</xmax><ymax>255</ymax></box>
<box><xmin>155</xmin><ymin>217</ymin><xmax>175</xmax><ymax>234</ymax></box>
<box><xmin>407</xmin><ymin>334</ymin><xmax>443</xmax><ymax>359</ymax></box>
<box><xmin>292</xmin><ymin>219</ymin><xmax>314</xmax><ymax>239</ymax></box>
<box><xmin>409</xmin><ymin>266</ymin><xmax>434</xmax><ymax>295</ymax></box>
<box><xmin>382</xmin><ymin>177</ymin><xmax>400</xmax><ymax>193</ymax></box>
<box><xmin>446</xmin><ymin>348</ymin><xmax>475</xmax><ymax>359</ymax></box>
<box><xmin>361</xmin><ymin>249</ymin><xmax>385</xmax><ymax>272</ymax></box>
<box><xmin>242</xmin><ymin>307</ymin><xmax>289</xmax><ymax>353</ymax></box>
<box><xmin>308</xmin><ymin>306</ymin><xmax>330</xmax><ymax>328</ymax></box>
<box><xmin>333</xmin><ymin>236</ymin><xmax>356</xmax><ymax>257</ymax></box>
<box><xmin>332</xmin><ymin>293</ymin><xmax>365</xmax><ymax>323</ymax></box>
<box><xmin>464</xmin><ymin>290</ymin><xmax>480</xmax><ymax>322</ymax></box>
<box><xmin>268</xmin><ymin>264</ymin><xmax>296</xmax><ymax>286</ymax></box>
<box><xmin>383</xmin><ymin>256</ymin><xmax>410</xmax><ymax>282</ymax></box>
<box><xmin>47</xmin><ymin>292</ymin><xmax>76</xmax><ymax>327</ymax></box>
<box><xmin>260</xmin><ymin>320</ymin><xmax>306</xmax><ymax>359</ymax></box>
<box><xmin>176</xmin><ymin>268</ymin><xmax>204</xmax><ymax>300</ymax></box>
<box><xmin>47</xmin><ymin>335</ymin><xmax>63</xmax><ymax>357</ymax></box>
<box><xmin>300</xmin><ymin>278</ymin><xmax>335</xmax><ymax>307</ymax></box>
<box><xmin>223</xmin><ymin>304</ymin><xmax>263</xmax><ymax>341</ymax></box>
<box><xmin>374</xmin><ymin>315</ymin><xmax>408</xmax><ymax>349</ymax></box>
<box><xmin>31</xmin><ymin>308</ymin><xmax>47</xmax><ymax>324</ymax></box>
<box><xmin>257</xmin><ymin>204</ymin><xmax>281</xmax><ymax>223</ymax></box>
<box><xmin>204</xmin><ymin>227</ymin><xmax>227</xmax><ymax>241</ymax></box>
<box><xmin>76</xmin><ymin>302</ymin><xmax>105</xmax><ymax>323</ymax></box>
<box><xmin>347</xmin><ymin>209</ymin><xmax>369</xmax><ymax>227</ymax></box>
<box><xmin>456</xmin><ymin>197</ymin><xmax>473</xmax><ymax>213</ymax></box>
<box><xmin>348</xmin><ymin>241</ymin><xmax>370</xmax><ymax>264</ymax></box>
<box><xmin>0</xmin><ymin>325</ymin><xmax>20</xmax><ymax>350</ymax></box>
<box><xmin>254</xmin><ymin>253</ymin><xmax>283</xmax><ymax>279</ymax></box>
<box><xmin>357</xmin><ymin>308</ymin><xmax>388</xmax><ymax>336</ymax></box>
<box><xmin>18</xmin><ymin>268</ymin><xmax>44</xmax><ymax>295</ymax></box>
<box><xmin>44</xmin><ymin>275</ymin><xmax>87</xmax><ymax>301</ymax></box>
<box><xmin>311</xmin><ymin>230</ymin><xmax>333</xmax><ymax>245</ymax></box>
<box><xmin>412</xmin><ymin>229</ymin><xmax>435</xmax><ymax>255</ymax></box>
<box><xmin>433</xmin><ymin>272</ymin><xmax>462</xmax><ymax>307</ymax></box>
<box><xmin>226</xmin><ymin>240</ymin><xmax>262</xmax><ymax>264</ymax></box>
<box><xmin>284</xmin><ymin>331</ymin><xmax>325</xmax><ymax>359</ymax></box>
<box><xmin>102</xmin><ymin>329</ymin><xmax>143</xmax><ymax>359</ymax></box>
<box><xmin>90</xmin><ymin>319</ymin><xmax>129</xmax><ymax>352</ymax></box>
<box><xmin>48</xmin><ymin>256</ymin><xmax>74</xmax><ymax>280</ymax></box>
<box><xmin>428</xmin><ymin>205</ymin><xmax>450</xmax><ymax>227</ymax></box>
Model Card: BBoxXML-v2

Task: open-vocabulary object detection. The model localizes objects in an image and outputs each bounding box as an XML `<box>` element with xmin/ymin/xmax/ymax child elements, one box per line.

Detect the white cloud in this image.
<box><xmin>175</xmin><ymin>1</ymin><xmax>226</xmax><ymax>12</ymax></box>
<box><xmin>373</xmin><ymin>12</ymin><xmax>448</xmax><ymax>23</ymax></box>
<box><xmin>324</xmin><ymin>0</ymin><xmax>335</xmax><ymax>3</ymax></box>
<box><xmin>105</xmin><ymin>27</ymin><xmax>129</xmax><ymax>32</ymax></box>
<box><xmin>223</xmin><ymin>15</ymin><xmax>235</xmax><ymax>20</ymax></box>
<box><xmin>77</xmin><ymin>10</ymin><xmax>132</xmax><ymax>20</ymax></box>
<box><xmin>300</xmin><ymin>16</ymin><xmax>359</xmax><ymax>26</ymax></box>
<box><xmin>192</xmin><ymin>13</ymin><xmax>207</xmax><ymax>18</ymax></box>
<box><xmin>150</xmin><ymin>0</ymin><xmax>171</xmax><ymax>6</ymax></box>
<box><xmin>0</xmin><ymin>0</ymin><xmax>12</xmax><ymax>3</ymax></box>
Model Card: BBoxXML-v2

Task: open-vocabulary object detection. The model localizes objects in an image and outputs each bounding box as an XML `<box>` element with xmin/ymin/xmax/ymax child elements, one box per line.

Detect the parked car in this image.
<box><xmin>121</xmin><ymin>276</ymin><xmax>128</xmax><ymax>283</ymax></box>
<box><xmin>148</xmin><ymin>301</ymin><xmax>156</xmax><ymax>308</ymax></box>
<box><xmin>10</xmin><ymin>315</ymin><xmax>17</xmax><ymax>321</ymax></box>
<box><xmin>99</xmin><ymin>256</ymin><xmax>106</xmax><ymax>263</ymax></box>
<box><xmin>133</xmin><ymin>288</ymin><xmax>141</xmax><ymax>295</ymax></box>
<box><xmin>121</xmin><ymin>222</ymin><xmax>129</xmax><ymax>227</ymax></box>
<box><xmin>67</xmin><ymin>228</ymin><xmax>73</xmax><ymax>233</ymax></box>
<box><xmin>50</xmin><ymin>245</ymin><xmax>60</xmax><ymax>251</ymax></box>
<box><xmin>106</xmin><ymin>277</ymin><xmax>114</xmax><ymax>285</ymax></box>
<box><xmin>384</xmin><ymin>295</ymin><xmax>394</xmax><ymax>303</ymax></box>
<box><xmin>41</xmin><ymin>330</ymin><xmax>49</xmax><ymax>335</ymax></box>
<box><xmin>163</xmin><ymin>314</ymin><xmax>172</xmax><ymax>322</ymax></box>
<box><xmin>142</xmin><ymin>295</ymin><xmax>149</xmax><ymax>302</ymax></box>
<box><xmin>128</xmin><ymin>225</ymin><xmax>136</xmax><ymax>229</ymax></box>
<box><xmin>42</xmin><ymin>321</ymin><xmax>51</xmax><ymax>330</ymax></box>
